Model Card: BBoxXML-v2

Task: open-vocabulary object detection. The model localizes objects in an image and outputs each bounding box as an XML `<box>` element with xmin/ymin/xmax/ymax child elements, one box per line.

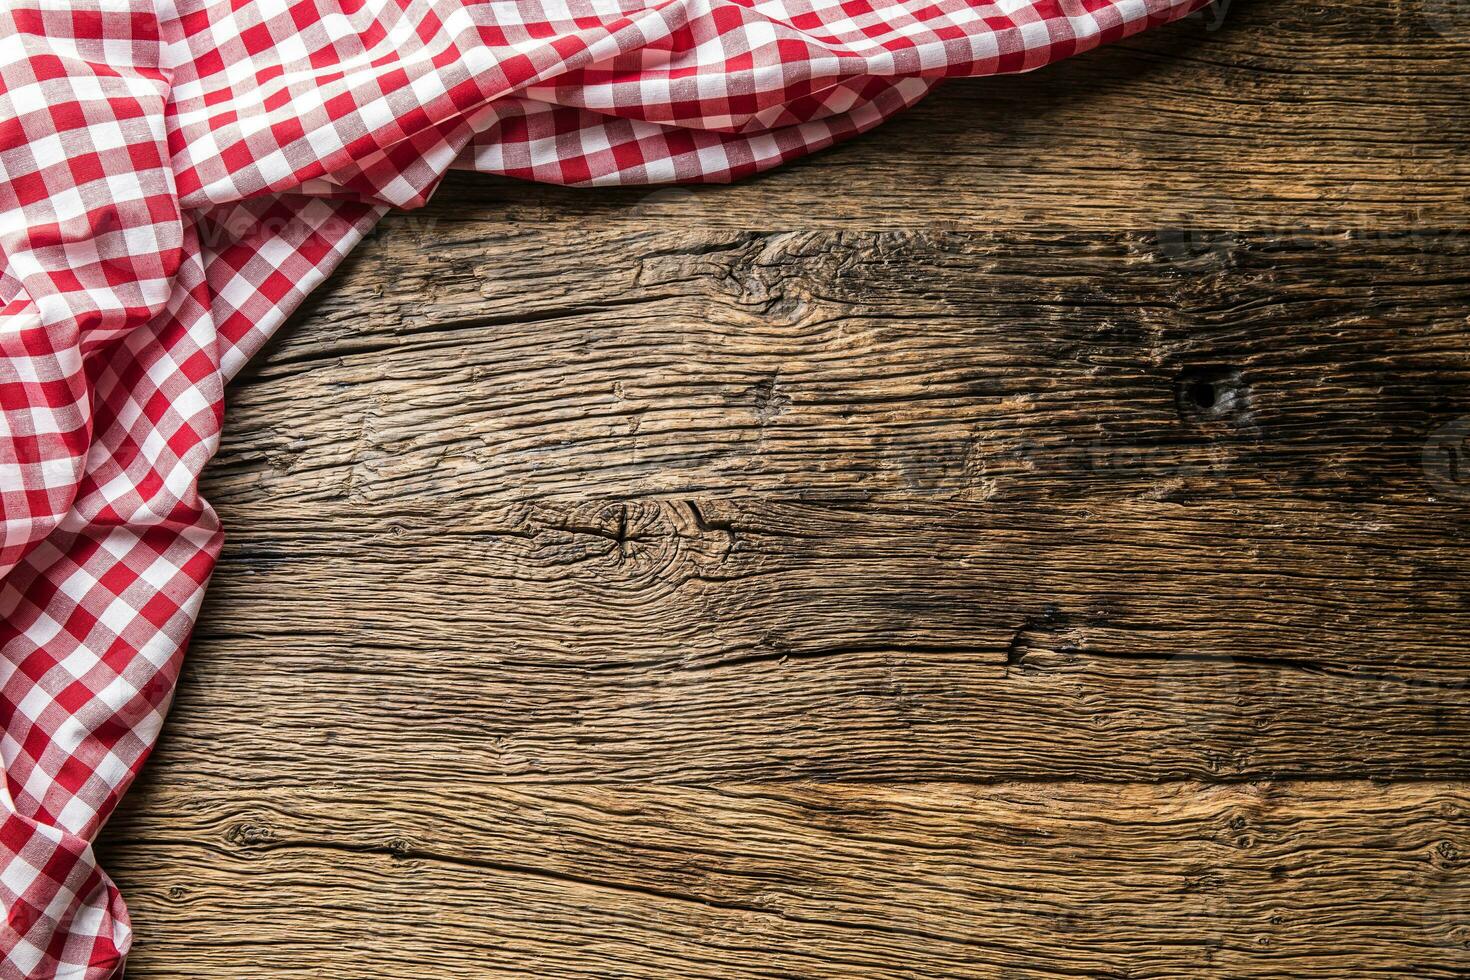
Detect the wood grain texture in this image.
<box><xmin>96</xmin><ymin>1</ymin><xmax>1470</xmax><ymax>976</ymax></box>
<box><xmin>213</xmin><ymin>228</ymin><xmax>1470</xmax><ymax>506</ymax></box>
<box><xmin>147</xmin><ymin>489</ymin><xmax>1470</xmax><ymax>787</ymax></box>
<box><xmin>103</xmin><ymin>779</ymin><xmax>1470</xmax><ymax>978</ymax></box>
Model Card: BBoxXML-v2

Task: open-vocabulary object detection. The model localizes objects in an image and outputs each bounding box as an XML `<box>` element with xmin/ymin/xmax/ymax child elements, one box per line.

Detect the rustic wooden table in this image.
<box><xmin>97</xmin><ymin>1</ymin><xmax>1470</xmax><ymax>975</ymax></box>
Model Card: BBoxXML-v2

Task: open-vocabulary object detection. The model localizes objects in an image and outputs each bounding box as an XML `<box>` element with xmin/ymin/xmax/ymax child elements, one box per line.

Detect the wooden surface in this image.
<box><xmin>97</xmin><ymin>2</ymin><xmax>1470</xmax><ymax>976</ymax></box>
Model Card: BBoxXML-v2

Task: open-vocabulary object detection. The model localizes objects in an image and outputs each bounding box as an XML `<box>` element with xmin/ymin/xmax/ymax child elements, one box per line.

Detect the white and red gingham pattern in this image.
<box><xmin>0</xmin><ymin>0</ymin><xmax>1210</xmax><ymax>974</ymax></box>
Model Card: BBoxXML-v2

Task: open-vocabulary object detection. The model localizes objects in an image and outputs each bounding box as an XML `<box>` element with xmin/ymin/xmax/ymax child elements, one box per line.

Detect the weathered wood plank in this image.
<box><xmin>216</xmin><ymin>229</ymin><xmax>1470</xmax><ymax>507</ymax></box>
<box><xmin>156</xmin><ymin>492</ymin><xmax>1470</xmax><ymax>783</ymax></box>
<box><xmin>406</xmin><ymin>0</ymin><xmax>1470</xmax><ymax>231</ymax></box>
<box><xmin>99</xmin><ymin>779</ymin><xmax>1470</xmax><ymax>978</ymax></box>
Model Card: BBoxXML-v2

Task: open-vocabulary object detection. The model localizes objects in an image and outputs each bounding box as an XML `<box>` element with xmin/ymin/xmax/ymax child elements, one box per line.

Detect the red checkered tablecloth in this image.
<box><xmin>0</xmin><ymin>0</ymin><xmax>1209</xmax><ymax>973</ymax></box>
